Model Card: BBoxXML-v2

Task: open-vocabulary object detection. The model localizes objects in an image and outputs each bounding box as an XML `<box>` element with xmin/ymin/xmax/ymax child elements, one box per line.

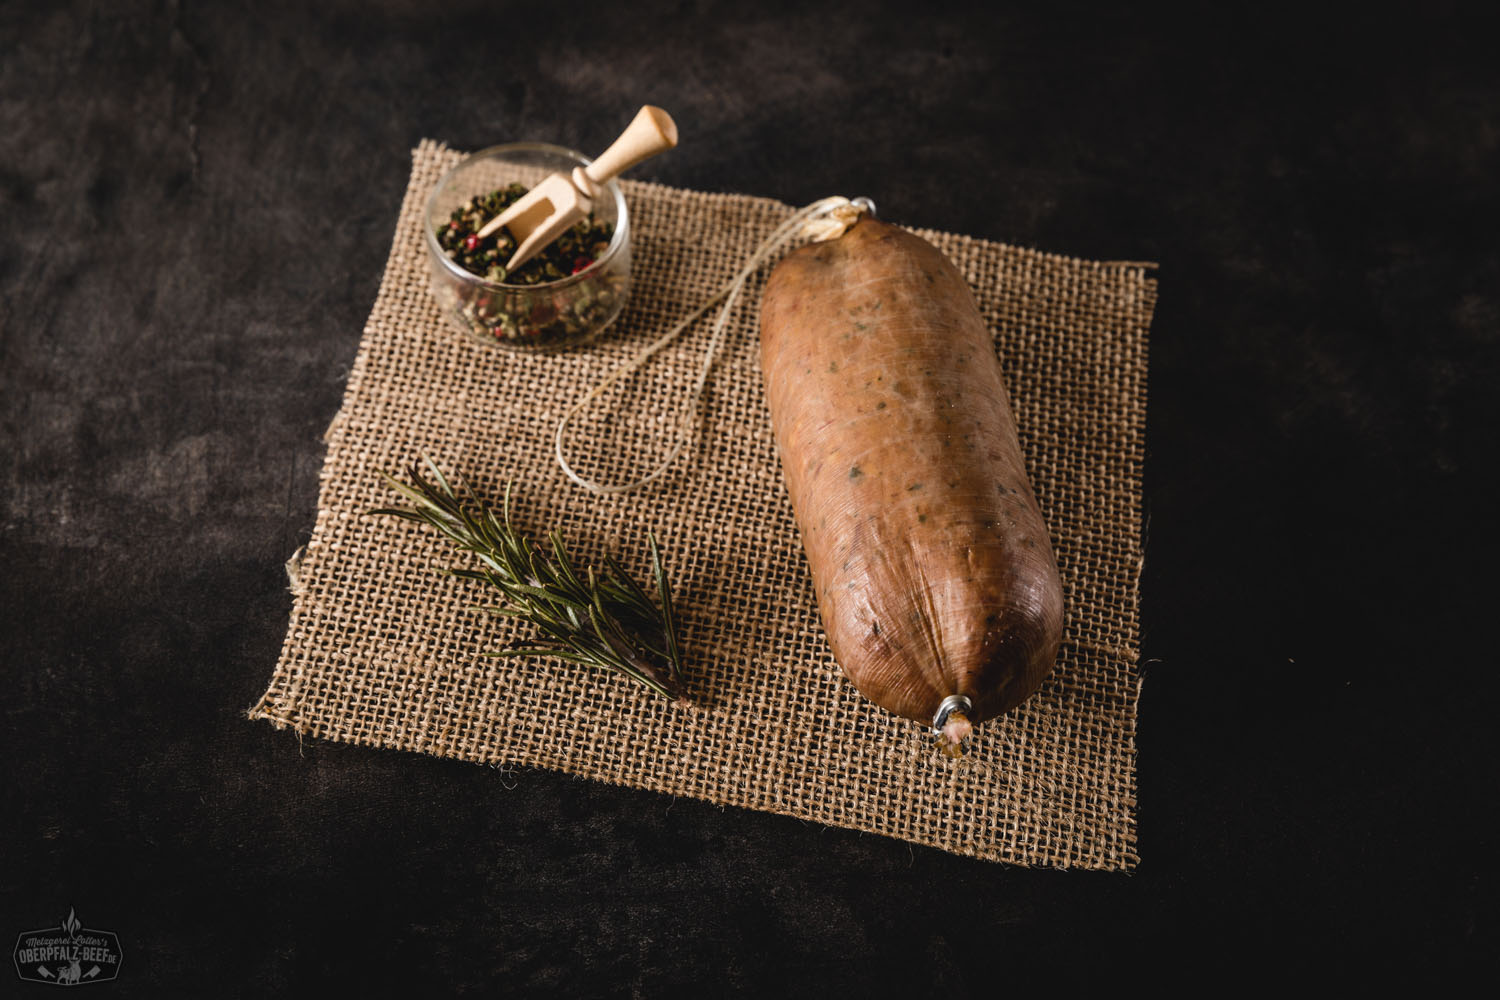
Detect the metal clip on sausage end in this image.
<box><xmin>932</xmin><ymin>694</ymin><xmax>974</xmax><ymax>759</ymax></box>
<box><xmin>801</xmin><ymin>197</ymin><xmax>876</xmax><ymax>244</ymax></box>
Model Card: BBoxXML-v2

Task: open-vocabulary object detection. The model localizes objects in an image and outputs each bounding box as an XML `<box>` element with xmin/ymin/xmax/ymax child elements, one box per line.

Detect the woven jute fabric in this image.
<box><xmin>250</xmin><ymin>140</ymin><xmax>1157</xmax><ymax>869</ymax></box>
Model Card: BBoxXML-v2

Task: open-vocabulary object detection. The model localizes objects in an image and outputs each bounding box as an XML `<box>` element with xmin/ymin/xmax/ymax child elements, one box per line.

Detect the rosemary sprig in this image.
<box><xmin>370</xmin><ymin>459</ymin><xmax>687</xmax><ymax>703</ymax></box>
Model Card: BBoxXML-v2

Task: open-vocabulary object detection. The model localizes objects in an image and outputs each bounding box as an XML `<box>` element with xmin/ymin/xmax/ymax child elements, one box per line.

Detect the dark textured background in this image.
<box><xmin>3</xmin><ymin>0</ymin><xmax>1496</xmax><ymax>991</ymax></box>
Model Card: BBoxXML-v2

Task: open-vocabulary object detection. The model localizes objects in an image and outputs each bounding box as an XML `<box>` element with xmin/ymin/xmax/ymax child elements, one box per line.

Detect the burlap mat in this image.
<box><xmin>250</xmin><ymin>139</ymin><xmax>1156</xmax><ymax>869</ymax></box>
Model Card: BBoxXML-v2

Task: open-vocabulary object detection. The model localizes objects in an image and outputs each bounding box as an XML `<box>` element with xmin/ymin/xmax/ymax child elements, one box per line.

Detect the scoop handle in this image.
<box><xmin>581</xmin><ymin>106</ymin><xmax>678</xmax><ymax>189</ymax></box>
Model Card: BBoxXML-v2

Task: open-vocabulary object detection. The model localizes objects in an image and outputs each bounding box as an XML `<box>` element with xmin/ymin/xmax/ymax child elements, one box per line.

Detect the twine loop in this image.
<box><xmin>555</xmin><ymin>195</ymin><xmax>872</xmax><ymax>495</ymax></box>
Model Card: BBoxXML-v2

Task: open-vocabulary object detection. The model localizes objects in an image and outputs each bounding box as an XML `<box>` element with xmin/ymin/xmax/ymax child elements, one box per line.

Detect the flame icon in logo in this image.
<box><xmin>61</xmin><ymin>909</ymin><xmax>80</xmax><ymax>939</ymax></box>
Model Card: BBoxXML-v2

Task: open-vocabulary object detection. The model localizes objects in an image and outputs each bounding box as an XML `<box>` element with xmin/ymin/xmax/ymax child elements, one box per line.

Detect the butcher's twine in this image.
<box><xmin>554</xmin><ymin>196</ymin><xmax>875</xmax><ymax>495</ymax></box>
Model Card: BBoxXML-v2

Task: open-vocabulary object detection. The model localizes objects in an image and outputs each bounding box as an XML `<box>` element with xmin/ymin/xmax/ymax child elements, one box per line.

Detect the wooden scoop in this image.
<box><xmin>477</xmin><ymin>106</ymin><xmax>678</xmax><ymax>273</ymax></box>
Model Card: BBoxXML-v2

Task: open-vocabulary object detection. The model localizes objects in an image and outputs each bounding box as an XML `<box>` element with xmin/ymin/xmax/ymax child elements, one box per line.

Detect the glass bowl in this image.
<box><xmin>423</xmin><ymin>142</ymin><xmax>631</xmax><ymax>352</ymax></box>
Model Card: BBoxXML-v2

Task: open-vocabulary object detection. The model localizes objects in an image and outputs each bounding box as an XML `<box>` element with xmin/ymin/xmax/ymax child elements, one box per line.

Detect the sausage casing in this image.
<box><xmin>759</xmin><ymin>216</ymin><xmax>1064</xmax><ymax>727</ymax></box>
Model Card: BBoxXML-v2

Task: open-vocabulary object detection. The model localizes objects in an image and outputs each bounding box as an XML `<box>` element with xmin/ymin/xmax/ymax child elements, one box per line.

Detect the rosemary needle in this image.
<box><xmin>370</xmin><ymin>459</ymin><xmax>687</xmax><ymax>704</ymax></box>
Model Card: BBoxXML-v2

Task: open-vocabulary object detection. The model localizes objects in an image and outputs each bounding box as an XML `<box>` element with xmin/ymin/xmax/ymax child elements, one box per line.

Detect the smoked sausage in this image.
<box><xmin>759</xmin><ymin>215</ymin><xmax>1064</xmax><ymax>744</ymax></box>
